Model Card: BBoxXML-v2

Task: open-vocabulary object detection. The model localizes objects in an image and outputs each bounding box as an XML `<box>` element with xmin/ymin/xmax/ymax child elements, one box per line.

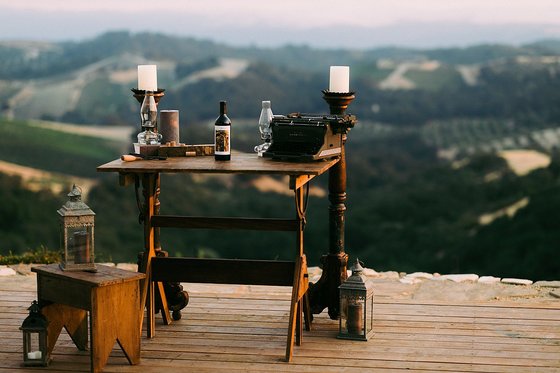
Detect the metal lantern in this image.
<box><xmin>20</xmin><ymin>301</ymin><xmax>50</xmax><ymax>367</ymax></box>
<box><xmin>338</xmin><ymin>259</ymin><xmax>374</xmax><ymax>341</ymax></box>
<box><xmin>57</xmin><ymin>185</ymin><xmax>96</xmax><ymax>272</ymax></box>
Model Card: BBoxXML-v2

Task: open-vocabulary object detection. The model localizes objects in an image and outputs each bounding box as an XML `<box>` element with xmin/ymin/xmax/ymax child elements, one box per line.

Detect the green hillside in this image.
<box><xmin>0</xmin><ymin>118</ymin><xmax>126</xmax><ymax>177</ymax></box>
<box><xmin>1</xmin><ymin>32</ymin><xmax>560</xmax><ymax>280</ymax></box>
<box><xmin>0</xmin><ymin>118</ymin><xmax>559</xmax><ymax>280</ymax></box>
<box><xmin>2</xmin><ymin>31</ymin><xmax>560</xmax><ymax>127</ymax></box>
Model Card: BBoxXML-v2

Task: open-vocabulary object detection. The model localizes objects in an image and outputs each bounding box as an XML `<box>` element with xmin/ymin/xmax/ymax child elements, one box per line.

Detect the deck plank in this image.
<box><xmin>0</xmin><ymin>276</ymin><xmax>558</xmax><ymax>372</ymax></box>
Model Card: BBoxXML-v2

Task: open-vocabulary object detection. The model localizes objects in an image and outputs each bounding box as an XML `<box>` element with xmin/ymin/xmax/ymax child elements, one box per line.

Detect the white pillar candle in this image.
<box><xmin>27</xmin><ymin>351</ymin><xmax>42</xmax><ymax>359</ymax></box>
<box><xmin>138</xmin><ymin>65</ymin><xmax>158</xmax><ymax>91</ymax></box>
<box><xmin>329</xmin><ymin>66</ymin><xmax>350</xmax><ymax>93</ymax></box>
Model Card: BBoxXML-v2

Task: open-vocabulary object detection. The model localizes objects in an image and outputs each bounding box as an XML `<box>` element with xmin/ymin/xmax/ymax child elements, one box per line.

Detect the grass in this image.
<box><xmin>0</xmin><ymin>246</ymin><xmax>115</xmax><ymax>265</ymax></box>
<box><xmin>0</xmin><ymin>118</ymin><xmax>127</xmax><ymax>178</ymax></box>
<box><xmin>0</xmin><ymin>246</ymin><xmax>60</xmax><ymax>265</ymax></box>
<box><xmin>404</xmin><ymin>65</ymin><xmax>464</xmax><ymax>91</ymax></box>
<box><xmin>16</xmin><ymin>81</ymin><xmax>76</xmax><ymax>119</ymax></box>
<box><xmin>74</xmin><ymin>78</ymin><xmax>131</xmax><ymax>119</ymax></box>
<box><xmin>353</xmin><ymin>63</ymin><xmax>393</xmax><ymax>85</ymax></box>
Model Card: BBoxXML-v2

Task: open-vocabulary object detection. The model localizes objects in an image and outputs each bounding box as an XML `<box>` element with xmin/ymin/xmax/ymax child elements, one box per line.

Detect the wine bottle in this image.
<box><xmin>214</xmin><ymin>101</ymin><xmax>231</xmax><ymax>161</ymax></box>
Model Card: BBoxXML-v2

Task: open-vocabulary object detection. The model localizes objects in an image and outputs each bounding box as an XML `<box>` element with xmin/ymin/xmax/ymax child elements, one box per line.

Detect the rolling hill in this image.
<box><xmin>1</xmin><ymin>32</ymin><xmax>560</xmax><ymax>280</ymax></box>
<box><xmin>2</xmin><ymin>31</ymin><xmax>560</xmax><ymax>128</ymax></box>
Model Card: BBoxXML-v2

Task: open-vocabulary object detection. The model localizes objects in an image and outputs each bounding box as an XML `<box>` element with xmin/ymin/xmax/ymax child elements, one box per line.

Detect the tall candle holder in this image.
<box><xmin>131</xmin><ymin>86</ymin><xmax>188</xmax><ymax>321</ymax></box>
<box><xmin>131</xmin><ymin>88</ymin><xmax>165</xmax><ymax>105</ymax></box>
<box><xmin>322</xmin><ymin>90</ymin><xmax>355</xmax><ymax>116</ymax></box>
<box><xmin>309</xmin><ymin>89</ymin><xmax>356</xmax><ymax>320</ymax></box>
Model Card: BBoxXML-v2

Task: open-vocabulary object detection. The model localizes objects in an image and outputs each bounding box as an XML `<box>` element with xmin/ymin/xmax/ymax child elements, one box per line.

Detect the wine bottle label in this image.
<box><xmin>215</xmin><ymin>125</ymin><xmax>231</xmax><ymax>155</ymax></box>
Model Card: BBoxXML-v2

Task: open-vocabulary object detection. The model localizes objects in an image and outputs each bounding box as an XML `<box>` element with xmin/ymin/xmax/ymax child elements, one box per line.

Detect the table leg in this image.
<box><xmin>285</xmin><ymin>255</ymin><xmax>307</xmax><ymax>362</ymax></box>
<box><xmin>296</xmin><ymin>300</ymin><xmax>303</xmax><ymax>346</ymax></box>
<box><xmin>153</xmin><ymin>175</ymin><xmax>183</xmax><ymax>324</ymax></box>
<box><xmin>295</xmin><ymin>184</ymin><xmax>311</xmax><ymax>333</ymax></box>
<box><xmin>302</xmin><ymin>292</ymin><xmax>312</xmax><ymax>331</ymax></box>
<box><xmin>139</xmin><ymin>173</ymin><xmax>181</xmax><ymax>328</ymax></box>
<box><xmin>138</xmin><ymin>173</ymin><xmax>157</xmax><ymax>338</ymax></box>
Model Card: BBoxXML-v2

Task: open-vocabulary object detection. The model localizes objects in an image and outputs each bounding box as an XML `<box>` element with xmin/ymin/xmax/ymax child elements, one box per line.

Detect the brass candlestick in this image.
<box><xmin>322</xmin><ymin>90</ymin><xmax>355</xmax><ymax>116</ymax></box>
<box><xmin>131</xmin><ymin>88</ymin><xmax>166</xmax><ymax>105</ymax></box>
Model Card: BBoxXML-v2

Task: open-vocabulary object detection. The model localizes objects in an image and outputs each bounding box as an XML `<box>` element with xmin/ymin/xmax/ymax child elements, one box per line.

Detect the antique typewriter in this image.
<box><xmin>263</xmin><ymin>113</ymin><xmax>357</xmax><ymax>161</ymax></box>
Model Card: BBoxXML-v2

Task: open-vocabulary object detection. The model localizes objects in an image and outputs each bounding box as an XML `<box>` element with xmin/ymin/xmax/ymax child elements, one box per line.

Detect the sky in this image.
<box><xmin>1</xmin><ymin>0</ymin><xmax>560</xmax><ymax>48</ymax></box>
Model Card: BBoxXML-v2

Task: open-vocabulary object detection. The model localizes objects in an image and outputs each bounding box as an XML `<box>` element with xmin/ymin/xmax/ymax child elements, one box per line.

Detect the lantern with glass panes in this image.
<box><xmin>338</xmin><ymin>259</ymin><xmax>374</xmax><ymax>340</ymax></box>
<box><xmin>20</xmin><ymin>301</ymin><xmax>50</xmax><ymax>366</ymax></box>
<box><xmin>57</xmin><ymin>185</ymin><xmax>96</xmax><ymax>272</ymax></box>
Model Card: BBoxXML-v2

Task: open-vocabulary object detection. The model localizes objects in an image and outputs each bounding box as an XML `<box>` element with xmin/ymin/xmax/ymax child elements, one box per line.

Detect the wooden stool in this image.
<box><xmin>32</xmin><ymin>264</ymin><xmax>145</xmax><ymax>373</ymax></box>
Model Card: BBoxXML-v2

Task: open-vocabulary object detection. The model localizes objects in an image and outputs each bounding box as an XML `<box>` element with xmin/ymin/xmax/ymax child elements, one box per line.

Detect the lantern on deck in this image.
<box><xmin>58</xmin><ymin>185</ymin><xmax>96</xmax><ymax>272</ymax></box>
<box><xmin>20</xmin><ymin>301</ymin><xmax>50</xmax><ymax>366</ymax></box>
<box><xmin>338</xmin><ymin>259</ymin><xmax>374</xmax><ymax>341</ymax></box>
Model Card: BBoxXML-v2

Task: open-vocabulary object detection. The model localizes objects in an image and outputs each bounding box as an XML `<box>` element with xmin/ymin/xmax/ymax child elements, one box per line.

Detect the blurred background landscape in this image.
<box><xmin>0</xmin><ymin>1</ymin><xmax>559</xmax><ymax>280</ymax></box>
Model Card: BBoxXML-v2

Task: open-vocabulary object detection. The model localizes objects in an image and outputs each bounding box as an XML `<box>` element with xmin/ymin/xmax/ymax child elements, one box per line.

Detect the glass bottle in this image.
<box><xmin>254</xmin><ymin>100</ymin><xmax>273</xmax><ymax>156</ymax></box>
<box><xmin>214</xmin><ymin>101</ymin><xmax>231</xmax><ymax>161</ymax></box>
<box><xmin>137</xmin><ymin>91</ymin><xmax>162</xmax><ymax>145</ymax></box>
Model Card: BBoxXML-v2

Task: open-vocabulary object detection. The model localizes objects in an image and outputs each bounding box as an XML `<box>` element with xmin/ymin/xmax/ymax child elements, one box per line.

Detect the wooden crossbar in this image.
<box><xmin>151</xmin><ymin>257</ymin><xmax>296</xmax><ymax>286</ymax></box>
<box><xmin>152</xmin><ymin>215</ymin><xmax>300</xmax><ymax>231</ymax></box>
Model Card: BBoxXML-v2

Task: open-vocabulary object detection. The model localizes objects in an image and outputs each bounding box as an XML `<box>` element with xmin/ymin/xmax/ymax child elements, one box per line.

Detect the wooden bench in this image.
<box><xmin>32</xmin><ymin>264</ymin><xmax>145</xmax><ymax>373</ymax></box>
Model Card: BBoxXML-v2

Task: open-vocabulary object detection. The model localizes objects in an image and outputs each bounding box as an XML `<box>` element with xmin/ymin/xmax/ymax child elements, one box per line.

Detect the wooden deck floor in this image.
<box><xmin>1</xmin><ymin>274</ymin><xmax>559</xmax><ymax>372</ymax></box>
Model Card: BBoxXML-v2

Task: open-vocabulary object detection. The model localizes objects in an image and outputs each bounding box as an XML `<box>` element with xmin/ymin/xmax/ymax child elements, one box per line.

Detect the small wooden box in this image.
<box><xmin>158</xmin><ymin>144</ymin><xmax>214</xmax><ymax>157</ymax></box>
<box><xmin>134</xmin><ymin>144</ymin><xmax>160</xmax><ymax>157</ymax></box>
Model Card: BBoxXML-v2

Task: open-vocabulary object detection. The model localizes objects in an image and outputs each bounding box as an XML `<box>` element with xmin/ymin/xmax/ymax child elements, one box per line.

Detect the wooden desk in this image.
<box><xmin>32</xmin><ymin>264</ymin><xmax>145</xmax><ymax>373</ymax></box>
<box><xmin>98</xmin><ymin>153</ymin><xmax>347</xmax><ymax>361</ymax></box>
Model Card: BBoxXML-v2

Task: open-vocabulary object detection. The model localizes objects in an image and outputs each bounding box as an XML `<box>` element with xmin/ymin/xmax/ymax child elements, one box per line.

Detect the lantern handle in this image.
<box><xmin>350</xmin><ymin>258</ymin><xmax>365</xmax><ymax>274</ymax></box>
<box><xmin>68</xmin><ymin>184</ymin><xmax>83</xmax><ymax>199</ymax></box>
<box><xmin>27</xmin><ymin>300</ymin><xmax>41</xmax><ymax>313</ymax></box>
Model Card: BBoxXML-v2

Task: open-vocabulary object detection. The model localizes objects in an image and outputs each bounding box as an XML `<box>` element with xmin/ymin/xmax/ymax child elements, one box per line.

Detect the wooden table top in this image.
<box><xmin>32</xmin><ymin>264</ymin><xmax>145</xmax><ymax>287</ymax></box>
<box><xmin>97</xmin><ymin>152</ymin><xmax>339</xmax><ymax>177</ymax></box>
